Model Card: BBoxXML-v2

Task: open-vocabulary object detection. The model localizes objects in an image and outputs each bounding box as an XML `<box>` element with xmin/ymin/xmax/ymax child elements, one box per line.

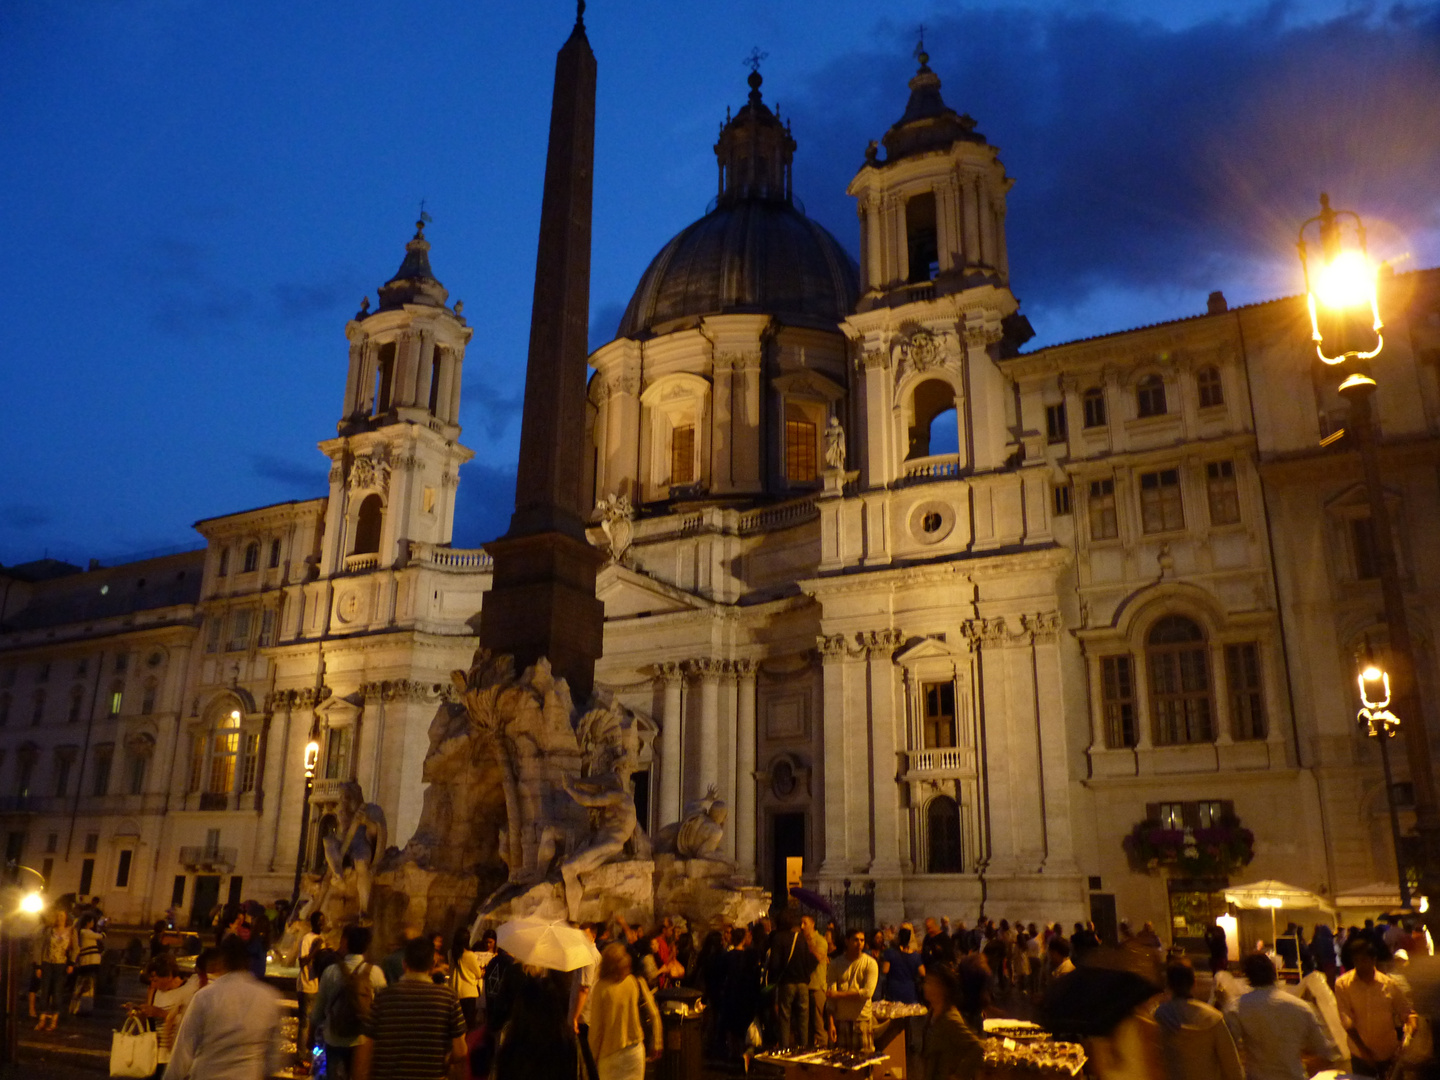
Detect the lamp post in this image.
<box><xmin>1358</xmin><ymin>661</ymin><xmax>1412</xmax><ymax>909</ymax></box>
<box><xmin>290</xmin><ymin>737</ymin><xmax>321</xmax><ymax>908</ymax></box>
<box><xmin>1</xmin><ymin>864</ymin><xmax>46</xmax><ymax>1065</ymax></box>
<box><xmin>1299</xmin><ymin>194</ymin><xmax>1438</xmax><ymax>929</ymax></box>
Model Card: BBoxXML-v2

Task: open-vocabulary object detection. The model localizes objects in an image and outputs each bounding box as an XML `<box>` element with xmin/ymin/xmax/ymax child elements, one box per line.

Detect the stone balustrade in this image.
<box><xmin>902</xmin><ymin>453</ymin><xmax>963</xmax><ymax>483</ymax></box>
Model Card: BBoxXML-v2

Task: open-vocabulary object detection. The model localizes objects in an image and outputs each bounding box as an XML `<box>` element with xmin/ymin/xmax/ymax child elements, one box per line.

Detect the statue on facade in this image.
<box><xmin>556</xmin><ymin>759</ymin><xmax>639</xmax><ymax>921</ymax></box>
<box><xmin>321</xmin><ymin>781</ymin><xmax>387</xmax><ymax>917</ymax></box>
<box><xmin>594</xmin><ymin>493</ymin><xmax>635</xmax><ymax>566</ymax></box>
<box><xmin>824</xmin><ymin>417</ymin><xmax>846</xmax><ymax>471</ymax></box>
<box><xmin>655</xmin><ymin>785</ymin><xmax>728</xmax><ymax>860</ymax></box>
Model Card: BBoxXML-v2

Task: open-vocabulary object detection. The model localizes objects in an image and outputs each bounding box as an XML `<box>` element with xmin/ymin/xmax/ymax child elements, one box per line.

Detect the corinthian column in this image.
<box><xmin>733</xmin><ymin>659</ymin><xmax>759</xmax><ymax>876</ymax></box>
<box><xmin>656</xmin><ymin>662</ymin><xmax>684</xmax><ymax>826</ymax></box>
<box><xmin>818</xmin><ymin>634</ymin><xmax>855</xmax><ymax>879</ymax></box>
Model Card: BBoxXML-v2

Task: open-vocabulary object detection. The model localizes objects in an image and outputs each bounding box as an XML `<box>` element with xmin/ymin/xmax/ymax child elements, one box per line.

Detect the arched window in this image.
<box><xmin>1147</xmin><ymin>616</ymin><xmax>1214</xmax><ymax>744</ymax></box>
<box><xmin>373</xmin><ymin>341</ymin><xmax>397</xmax><ymax>415</ymax></box>
<box><xmin>783</xmin><ymin>403</ymin><xmax>818</xmax><ymax>485</ymax></box>
<box><xmin>217</xmin><ymin>548</ymin><xmax>229</xmax><ymax>576</ymax></box>
<box><xmin>926</xmin><ymin>795</ymin><xmax>963</xmax><ymax>873</ymax></box>
<box><xmin>353</xmin><ymin>495</ymin><xmax>383</xmax><ymax>555</ymax></box>
<box><xmin>1136</xmin><ymin>374</ymin><xmax>1168</xmax><ymax>418</ymax></box>
<box><xmin>1196</xmin><ymin>366</ymin><xmax>1224</xmax><ymax>408</ymax></box>
<box><xmin>907</xmin><ymin>379</ymin><xmax>957</xmax><ymax>459</ymax></box>
<box><xmin>242</xmin><ymin>542</ymin><xmax>259</xmax><ymax>573</ymax></box>
<box><xmin>268</xmin><ymin>538</ymin><xmax>282</xmax><ymax>569</ymax></box>
<box><xmin>1082</xmin><ymin>387</ymin><xmax>1107</xmax><ymax>429</ymax></box>
<box><xmin>428</xmin><ymin>348</ymin><xmax>445</xmax><ymax>414</ymax></box>
<box><xmin>207</xmin><ymin>708</ymin><xmax>241</xmax><ymax>794</ymax></box>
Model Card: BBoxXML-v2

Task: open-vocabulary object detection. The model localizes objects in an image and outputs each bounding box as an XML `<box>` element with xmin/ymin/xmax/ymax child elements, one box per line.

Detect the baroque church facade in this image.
<box><xmin>4</xmin><ymin>48</ymin><xmax>1440</xmax><ymax>940</ymax></box>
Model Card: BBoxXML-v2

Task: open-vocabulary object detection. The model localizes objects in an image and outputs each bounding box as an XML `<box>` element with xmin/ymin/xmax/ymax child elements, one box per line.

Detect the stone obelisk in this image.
<box><xmin>480</xmin><ymin>3</ymin><xmax>605</xmax><ymax>702</ymax></box>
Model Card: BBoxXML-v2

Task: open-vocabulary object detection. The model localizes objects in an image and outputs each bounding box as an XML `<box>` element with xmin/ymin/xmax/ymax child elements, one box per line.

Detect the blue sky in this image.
<box><xmin>2</xmin><ymin>0</ymin><xmax>1437</xmax><ymax>564</ymax></box>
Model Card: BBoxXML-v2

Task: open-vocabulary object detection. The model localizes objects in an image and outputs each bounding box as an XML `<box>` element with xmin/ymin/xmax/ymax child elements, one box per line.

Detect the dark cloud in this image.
<box><xmin>787</xmin><ymin>5</ymin><xmax>1440</xmax><ymax>337</ymax></box>
<box><xmin>0</xmin><ymin>504</ymin><xmax>53</xmax><ymax>530</ymax></box>
<box><xmin>451</xmin><ymin>461</ymin><xmax>517</xmax><ymax>548</ymax></box>
<box><xmin>139</xmin><ymin>234</ymin><xmax>259</xmax><ymax>335</ymax></box>
<box><xmin>272</xmin><ymin>279</ymin><xmax>363</xmax><ymax>324</ymax></box>
<box><xmin>251</xmin><ymin>453</ymin><xmax>327</xmax><ymax>496</ymax></box>
<box><xmin>589</xmin><ymin>300</ymin><xmax>627</xmax><ymax>352</ymax></box>
<box><xmin>463</xmin><ymin>384</ymin><xmax>524</xmax><ymax>441</ymax></box>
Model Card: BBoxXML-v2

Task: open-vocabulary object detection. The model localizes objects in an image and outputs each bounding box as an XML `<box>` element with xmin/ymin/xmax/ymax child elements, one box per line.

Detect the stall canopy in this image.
<box><xmin>1334</xmin><ymin>882</ymin><xmax>1425</xmax><ymax>912</ymax></box>
<box><xmin>1224</xmin><ymin>880</ymin><xmax>1335</xmax><ymax>912</ymax></box>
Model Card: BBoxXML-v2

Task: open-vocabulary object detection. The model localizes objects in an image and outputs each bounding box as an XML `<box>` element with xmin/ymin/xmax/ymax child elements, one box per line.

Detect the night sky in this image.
<box><xmin>2</xmin><ymin>1</ymin><xmax>1438</xmax><ymax>566</ymax></box>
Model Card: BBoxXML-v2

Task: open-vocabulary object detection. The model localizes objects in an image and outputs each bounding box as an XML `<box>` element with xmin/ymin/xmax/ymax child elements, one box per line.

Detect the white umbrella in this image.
<box><xmin>496</xmin><ymin>916</ymin><xmax>600</xmax><ymax>972</ymax></box>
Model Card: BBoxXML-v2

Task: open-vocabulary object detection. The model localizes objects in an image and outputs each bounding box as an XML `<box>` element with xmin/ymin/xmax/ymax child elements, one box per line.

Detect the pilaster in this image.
<box><xmin>733</xmin><ymin>659</ymin><xmax>758</xmax><ymax>877</ymax></box>
<box><xmin>656</xmin><ymin>663</ymin><xmax>685</xmax><ymax>826</ymax></box>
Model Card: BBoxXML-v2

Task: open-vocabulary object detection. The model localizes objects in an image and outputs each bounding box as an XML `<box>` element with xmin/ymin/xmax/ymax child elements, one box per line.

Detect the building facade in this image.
<box><xmin>4</xmin><ymin>52</ymin><xmax>1439</xmax><ymax>938</ymax></box>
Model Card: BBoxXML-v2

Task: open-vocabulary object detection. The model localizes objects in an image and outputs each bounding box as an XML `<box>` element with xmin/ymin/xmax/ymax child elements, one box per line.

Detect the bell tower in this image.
<box><xmin>317</xmin><ymin>220</ymin><xmax>475</xmax><ymax>577</ymax></box>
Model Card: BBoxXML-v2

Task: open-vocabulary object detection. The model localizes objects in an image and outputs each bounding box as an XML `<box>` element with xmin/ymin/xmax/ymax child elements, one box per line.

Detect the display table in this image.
<box><xmin>754</xmin><ymin>1017</ymin><xmax>906</xmax><ymax>1079</ymax></box>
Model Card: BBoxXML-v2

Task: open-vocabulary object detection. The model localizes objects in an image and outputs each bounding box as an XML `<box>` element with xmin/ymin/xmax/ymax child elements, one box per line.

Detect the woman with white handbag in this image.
<box><xmin>121</xmin><ymin>954</ymin><xmax>199</xmax><ymax>1077</ymax></box>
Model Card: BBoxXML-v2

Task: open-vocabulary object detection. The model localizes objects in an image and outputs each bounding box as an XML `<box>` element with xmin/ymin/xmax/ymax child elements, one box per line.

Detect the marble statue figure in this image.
<box><xmin>558</xmin><ymin>765</ymin><xmax>638</xmax><ymax>921</ymax></box>
<box><xmin>824</xmin><ymin>417</ymin><xmax>846</xmax><ymax>471</ymax></box>
<box><xmin>656</xmin><ymin>784</ymin><xmax>728</xmax><ymax>859</ymax></box>
<box><xmin>322</xmin><ymin>780</ymin><xmax>387</xmax><ymax>917</ymax></box>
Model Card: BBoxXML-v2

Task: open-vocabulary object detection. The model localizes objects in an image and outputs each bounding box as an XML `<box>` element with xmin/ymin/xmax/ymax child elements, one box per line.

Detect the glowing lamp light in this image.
<box><xmin>304</xmin><ymin>740</ymin><xmax>320</xmax><ymax>778</ymax></box>
<box><xmin>1258</xmin><ymin>897</ymin><xmax>1283</xmax><ymax>909</ymax></box>
<box><xmin>18</xmin><ymin>890</ymin><xmax>44</xmax><ymax>915</ymax></box>
<box><xmin>1359</xmin><ymin>667</ymin><xmax>1391</xmax><ymax>710</ymax></box>
<box><xmin>1315</xmin><ymin>249</ymin><xmax>1376</xmax><ymax>311</ymax></box>
<box><xmin>1298</xmin><ymin>194</ymin><xmax>1384</xmax><ymax>366</ymax></box>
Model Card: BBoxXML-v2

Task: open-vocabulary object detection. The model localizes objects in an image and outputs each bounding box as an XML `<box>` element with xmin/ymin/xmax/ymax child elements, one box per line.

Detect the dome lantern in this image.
<box><xmin>713</xmin><ymin>62</ymin><xmax>796</xmax><ymax>206</ymax></box>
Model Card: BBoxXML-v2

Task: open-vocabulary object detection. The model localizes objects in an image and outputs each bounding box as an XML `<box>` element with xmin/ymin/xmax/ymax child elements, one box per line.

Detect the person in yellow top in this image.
<box><xmin>920</xmin><ymin>965</ymin><xmax>985</xmax><ymax>1080</ymax></box>
<box><xmin>1334</xmin><ymin>939</ymin><xmax>1414</xmax><ymax>1076</ymax></box>
<box><xmin>586</xmin><ymin>943</ymin><xmax>662</xmax><ymax>1080</ymax></box>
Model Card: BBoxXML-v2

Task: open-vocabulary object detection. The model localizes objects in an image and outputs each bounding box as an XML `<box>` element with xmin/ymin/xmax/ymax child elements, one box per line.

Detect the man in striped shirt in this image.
<box><xmin>354</xmin><ymin>935</ymin><xmax>467</xmax><ymax>1080</ymax></box>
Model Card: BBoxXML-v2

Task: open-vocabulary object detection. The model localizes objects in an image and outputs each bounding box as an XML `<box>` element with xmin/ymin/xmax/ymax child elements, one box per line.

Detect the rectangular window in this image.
<box><xmin>205</xmin><ymin>828</ymin><xmax>221</xmax><ymax>853</ymax></box>
<box><xmin>784</xmin><ymin>419</ymin><xmax>818</xmax><ymax>484</ymax></box>
<box><xmin>188</xmin><ymin>735</ymin><xmax>205</xmax><ymax>793</ymax></box>
<box><xmin>1053</xmin><ymin>483</ymin><xmax>1072</xmax><ymax>516</ymax></box>
<box><xmin>114</xmin><ymin>653</ymin><xmax>128</xmax><ymax>673</ymax></box>
<box><xmin>1150</xmin><ymin>644</ymin><xmax>1213</xmax><ymax>744</ymax></box>
<box><xmin>115</xmin><ymin>849</ymin><xmax>133</xmax><ymax>889</ymax></box>
<box><xmin>1100</xmin><ymin>655</ymin><xmax>1137</xmax><ymax>748</ymax></box>
<box><xmin>1082</xmin><ymin>390</ymin><xmax>1107</xmax><ymax>429</ymax></box>
<box><xmin>269</xmin><ymin>538</ymin><xmax>282</xmax><ymax>569</ymax></box>
<box><xmin>921</xmin><ymin>681</ymin><xmax>957</xmax><ymax>749</ymax></box>
<box><xmin>239</xmin><ymin>733</ymin><xmax>260</xmax><ymax>794</ymax></box>
<box><xmin>1195</xmin><ymin>800</ymin><xmax>1225</xmax><ymax>828</ymax></box>
<box><xmin>225</xmin><ymin>609</ymin><xmax>253</xmax><ymax>653</ymax></box>
<box><xmin>91</xmin><ymin>745</ymin><xmax>113</xmax><ymax>797</ymax></box>
<box><xmin>1206</xmin><ymin>461</ymin><xmax>1240</xmax><ymax>525</ymax></box>
<box><xmin>1139</xmin><ymin>468</ymin><xmax>1184</xmax><ymax>533</ymax></box>
<box><xmin>108</xmin><ymin>689</ymin><xmax>123</xmax><ymax>718</ymax></box>
<box><xmin>1225</xmin><ymin>642</ymin><xmax>1267</xmax><ymax>740</ymax></box>
<box><xmin>208</xmin><ymin>730</ymin><xmax>238</xmax><ymax>793</ymax></box>
<box><xmin>37</xmin><ymin>662</ymin><xmax>50</xmax><ymax>683</ymax></box>
<box><xmin>259</xmin><ymin>609</ymin><xmax>277</xmax><ymax>648</ymax></box>
<box><xmin>670</xmin><ymin>424</ymin><xmax>695</xmax><ymax>485</ymax></box>
<box><xmin>1351</xmin><ymin>517</ymin><xmax>1379</xmax><ymax>580</ymax></box>
<box><xmin>204</xmin><ymin>617</ymin><xmax>221</xmax><ymax>654</ymax></box>
<box><xmin>1089</xmin><ymin>479</ymin><xmax>1118</xmax><ymax>540</ymax></box>
<box><xmin>54</xmin><ymin>755</ymin><xmax>72</xmax><ymax>798</ymax></box>
<box><xmin>78</xmin><ymin>858</ymin><xmax>94</xmax><ymax>896</ymax></box>
<box><xmin>68</xmin><ymin>689</ymin><xmax>84</xmax><ymax>723</ymax></box>
<box><xmin>83</xmin><ymin>832</ymin><xmax>99</xmax><ymax>854</ymax></box>
<box><xmin>41</xmin><ymin>857</ymin><xmax>53</xmax><ymax>884</ymax></box>
<box><xmin>31</xmin><ymin>689</ymin><xmax>45</xmax><ymax>725</ymax></box>
<box><xmin>171</xmin><ymin>875</ymin><xmax>186</xmax><ymax>908</ymax></box>
<box><xmin>76</xmin><ymin>658</ymin><xmax>88</xmax><ymax>678</ymax></box>
<box><xmin>323</xmin><ymin>726</ymin><xmax>353</xmax><ymax>781</ymax></box>
<box><xmin>127</xmin><ymin>753</ymin><xmax>147</xmax><ymax>796</ymax></box>
<box><xmin>1045</xmin><ymin>403</ymin><xmax>1068</xmax><ymax>444</ymax></box>
<box><xmin>1157</xmin><ymin>802</ymin><xmax>1184</xmax><ymax>830</ymax></box>
<box><xmin>141</xmin><ymin>681</ymin><xmax>156</xmax><ymax>714</ymax></box>
<box><xmin>44</xmin><ymin>832</ymin><xmax>58</xmax><ymax>854</ymax></box>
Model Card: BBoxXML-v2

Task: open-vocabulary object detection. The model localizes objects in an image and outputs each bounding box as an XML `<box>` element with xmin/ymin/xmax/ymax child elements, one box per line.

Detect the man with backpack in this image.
<box><xmin>309</xmin><ymin>924</ymin><xmax>386</xmax><ymax>1080</ymax></box>
<box><xmin>767</xmin><ymin>909</ymin><xmax>819</xmax><ymax>1049</ymax></box>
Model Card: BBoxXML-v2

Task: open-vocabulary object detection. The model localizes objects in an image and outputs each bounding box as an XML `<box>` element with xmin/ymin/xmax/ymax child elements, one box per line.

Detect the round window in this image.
<box><xmin>921</xmin><ymin>512</ymin><xmax>943</xmax><ymax>534</ymax></box>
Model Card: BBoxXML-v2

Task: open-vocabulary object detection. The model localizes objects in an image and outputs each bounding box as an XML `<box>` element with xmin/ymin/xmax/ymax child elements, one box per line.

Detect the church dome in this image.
<box><xmin>617</xmin><ymin>199</ymin><xmax>859</xmax><ymax>338</ymax></box>
<box><xmin>616</xmin><ymin>67</ymin><xmax>859</xmax><ymax>339</ymax></box>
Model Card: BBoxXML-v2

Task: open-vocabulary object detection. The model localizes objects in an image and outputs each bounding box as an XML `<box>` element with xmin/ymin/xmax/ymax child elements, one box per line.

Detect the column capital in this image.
<box><xmin>731</xmin><ymin>658</ymin><xmax>759</xmax><ymax>679</ymax></box>
<box><xmin>685</xmin><ymin>657</ymin><xmax>726</xmax><ymax>681</ymax></box>
<box><xmin>653</xmin><ymin>661</ymin><xmax>686</xmax><ymax>685</ymax></box>
<box><xmin>860</xmin><ymin>628</ymin><xmax>906</xmax><ymax>656</ymax></box>
<box><xmin>817</xmin><ymin>633</ymin><xmax>859</xmax><ymax>660</ymax></box>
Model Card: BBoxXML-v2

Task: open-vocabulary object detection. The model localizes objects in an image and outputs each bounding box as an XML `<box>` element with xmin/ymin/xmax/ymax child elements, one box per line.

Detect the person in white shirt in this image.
<box><xmin>1233</xmin><ymin>953</ymin><xmax>1343</xmax><ymax>1080</ymax></box>
<box><xmin>826</xmin><ymin>928</ymin><xmax>880</xmax><ymax>1051</ymax></box>
<box><xmin>296</xmin><ymin>912</ymin><xmax>326</xmax><ymax>1058</ymax></box>
<box><xmin>163</xmin><ymin>936</ymin><xmax>282</xmax><ymax>1080</ymax></box>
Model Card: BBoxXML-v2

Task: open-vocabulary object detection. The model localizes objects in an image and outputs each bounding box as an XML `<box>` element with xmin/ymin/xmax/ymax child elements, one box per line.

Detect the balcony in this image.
<box><xmin>178</xmin><ymin>846</ymin><xmax>237</xmax><ymax>872</ymax></box>
<box><xmin>343</xmin><ymin>553</ymin><xmax>379</xmax><ymax>573</ymax></box>
<box><xmin>902</xmin><ymin>746</ymin><xmax>976</xmax><ymax>776</ymax></box>
<box><xmin>902</xmin><ymin>454</ymin><xmax>963</xmax><ymax>484</ymax></box>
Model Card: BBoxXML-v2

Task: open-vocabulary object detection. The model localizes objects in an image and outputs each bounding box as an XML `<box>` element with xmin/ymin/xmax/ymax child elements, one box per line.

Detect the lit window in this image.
<box><xmin>1157</xmin><ymin>802</ymin><xmax>1184</xmax><ymax>830</ymax></box>
<box><xmin>1147</xmin><ymin>616</ymin><xmax>1214</xmax><ymax>744</ymax></box>
<box><xmin>1225</xmin><ymin>643</ymin><xmax>1267</xmax><ymax>740</ymax></box>
<box><xmin>1136</xmin><ymin>374</ymin><xmax>1168</xmax><ymax>418</ymax></box>
<box><xmin>784</xmin><ymin>416</ymin><xmax>817</xmax><ymax>484</ymax></box>
<box><xmin>1206</xmin><ymin>461</ymin><xmax>1240</xmax><ymax>525</ymax></box>
<box><xmin>1046</xmin><ymin>403</ymin><xmax>1068</xmax><ymax>444</ymax></box>
<box><xmin>208</xmin><ymin>712</ymin><xmax>240</xmax><ymax>794</ymax></box>
<box><xmin>1089</xmin><ymin>479</ymin><xmax>1118</xmax><ymax>540</ymax></box>
<box><xmin>1139</xmin><ymin>469</ymin><xmax>1184</xmax><ymax>533</ymax></box>
<box><xmin>1195</xmin><ymin>800</ymin><xmax>1225</xmax><ymax>828</ymax></box>
<box><xmin>1082</xmin><ymin>388</ymin><xmax>1107</xmax><ymax>429</ymax></box>
<box><xmin>922</xmin><ymin>682</ymin><xmax>957</xmax><ymax>748</ymax></box>
<box><xmin>925</xmin><ymin>795</ymin><xmax>963</xmax><ymax>873</ymax></box>
<box><xmin>108</xmin><ymin>685</ymin><xmax>123</xmax><ymax>718</ymax></box>
<box><xmin>1100</xmin><ymin>655</ymin><xmax>1137</xmax><ymax>748</ymax></box>
<box><xmin>1053</xmin><ymin>483</ymin><xmax>1073</xmax><ymax>516</ymax></box>
<box><xmin>243</xmin><ymin>543</ymin><xmax>259</xmax><ymax>573</ymax></box>
<box><xmin>1197</xmin><ymin>366</ymin><xmax>1224</xmax><ymax>408</ymax></box>
<box><xmin>670</xmin><ymin>424</ymin><xmax>696</xmax><ymax>486</ymax></box>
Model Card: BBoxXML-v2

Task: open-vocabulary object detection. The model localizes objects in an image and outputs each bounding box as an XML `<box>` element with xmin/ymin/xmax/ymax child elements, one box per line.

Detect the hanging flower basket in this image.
<box><xmin>1123</xmin><ymin>817</ymin><xmax>1255</xmax><ymax>878</ymax></box>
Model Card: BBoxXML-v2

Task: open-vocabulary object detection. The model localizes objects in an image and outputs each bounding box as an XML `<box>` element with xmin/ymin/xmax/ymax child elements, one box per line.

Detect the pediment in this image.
<box><xmin>894</xmin><ymin>636</ymin><xmax>966</xmax><ymax>666</ymax></box>
<box><xmin>597</xmin><ymin>563</ymin><xmax>709</xmax><ymax>619</ymax></box>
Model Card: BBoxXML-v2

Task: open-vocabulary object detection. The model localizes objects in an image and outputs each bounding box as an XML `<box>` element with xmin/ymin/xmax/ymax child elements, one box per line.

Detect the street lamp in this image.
<box><xmin>290</xmin><ymin>735</ymin><xmax>321</xmax><ymax>909</ymax></box>
<box><xmin>1299</xmin><ymin>194</ymin><xmax>1439</xmax><ymax>935</ymax></box>
<box><xmin>1357</xmin><ymin>659</ymin><xmax>1412</xmax><ymax>909</ymax></box>
<box><xmin>1</xmin><ymin>864</ymin><xmax>46</xmax><ymax>1065</ymax></box>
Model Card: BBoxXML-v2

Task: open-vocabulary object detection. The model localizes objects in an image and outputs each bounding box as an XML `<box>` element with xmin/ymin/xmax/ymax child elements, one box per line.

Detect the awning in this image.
<box><xmin>1333</xmin><ymin>882</ymin><xmax>1426</xmax><ymax>911</ymax></box>
<box><xmin>1223</xmin><ymin>879</ymin><xmax>1335</xmax><ymax>912</ymax></box>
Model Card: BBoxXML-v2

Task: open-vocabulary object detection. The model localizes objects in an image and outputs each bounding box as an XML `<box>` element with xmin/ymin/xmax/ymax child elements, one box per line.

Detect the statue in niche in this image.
<box><xmin>824</xmin><ymin>417</ymin><xmax>846</xmax><ymax>471</ymax></box>
<box><xmin>655</xmin><ymin>785</ymin><xmax>728</xmax><ymax>860</ymax></box>
<box><xmin>555</xmin><ymin>754</ymin><xmax>639</xmax><ymax>921</ymax></box>
<box><xmin>319</xmin><ymin>780</ymin><xmax>387</xmax><ymax>918</ymax></box>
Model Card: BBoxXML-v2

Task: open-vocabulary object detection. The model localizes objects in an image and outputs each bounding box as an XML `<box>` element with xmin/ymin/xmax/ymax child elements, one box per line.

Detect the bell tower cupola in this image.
<box><xmin>847</xmin><ymin>43</ymin><xmax>1016</xmax><ymax>311</ymax></box>
<box><xmin>318</xmin><ymin>218</ymin><xmax>474</xmax><ymax>578</ymax></box>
